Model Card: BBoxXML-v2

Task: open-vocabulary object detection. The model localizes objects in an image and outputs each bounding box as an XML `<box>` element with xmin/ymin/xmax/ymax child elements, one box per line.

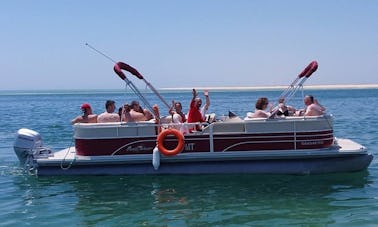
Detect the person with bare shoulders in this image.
<box><xmin>128</xmin><ymin>101</ymin><xmax>153</xmax><ymax>122</ymax></box>
<box><xmin>296</xmin><ymin>95</ymin><xmax>326</xmax><ymax>116</ymax></box>
<box><xmin>97</xmin><ymin>100</ymin><xmax>120</xmax><ymax>123</ymax></box>
<box><xmin>71</xmin><ymin>103</ymin><xmax>97</xmax><ymax>124</ymax></box>
<box><xmin>120</xmin><ymin>103</ymin><xmax>133</xmax><ymax>122</ymax></box>
<box><xmin>251</xmin><ymin>97</ymin><xmax>271</xmax><ymax>118</ymax></box>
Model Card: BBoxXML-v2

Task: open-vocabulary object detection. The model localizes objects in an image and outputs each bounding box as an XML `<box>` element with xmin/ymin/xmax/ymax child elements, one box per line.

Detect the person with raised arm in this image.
<box><xmin>201</xmin><ymin>90</ymin><xmax>211</xmax><ymax>119</ymax></box>
<box><xmin>187</xmin><ymin>89</ymin><xmax>209</xmax><ymax>131</ymax></box>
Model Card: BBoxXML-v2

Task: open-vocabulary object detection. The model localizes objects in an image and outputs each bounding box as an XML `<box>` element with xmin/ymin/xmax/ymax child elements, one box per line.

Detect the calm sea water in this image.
<box><xmin>1</xmin><ymin>88</ymin><xmax>378</xmax><ymax>226</ymax></box>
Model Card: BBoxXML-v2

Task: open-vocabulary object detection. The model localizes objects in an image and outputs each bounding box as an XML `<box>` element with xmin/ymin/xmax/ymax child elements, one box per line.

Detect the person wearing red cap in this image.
<box><xmin>71</xmin><ymin>103</ymin><xmax>98</xmax><ymax>124</ymax></box>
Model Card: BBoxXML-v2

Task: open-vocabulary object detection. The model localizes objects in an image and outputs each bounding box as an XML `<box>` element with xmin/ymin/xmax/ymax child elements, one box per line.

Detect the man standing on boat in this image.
<box><xmin>71</xmin><ymin>103</ymin><xmax>97</xmax><ymax>124</ymax></box>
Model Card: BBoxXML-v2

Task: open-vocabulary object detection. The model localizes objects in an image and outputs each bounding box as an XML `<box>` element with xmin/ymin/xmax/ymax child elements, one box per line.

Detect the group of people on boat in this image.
<box><xmin>248</xmin><ymin>95</ymin><xmax>325</xmax><ymax>119</ymax></box>
<box><xmin>71</xmin><ymin>100</ymin><xmax>154</xmax><ymax>124</ymax></box>
<box><xmin>71</xmin><ymin>90</ymin><xmax>325</xmax><ymax>126</ymax></box>
<box><xmin>71</xmin><ymin>88</ymin><xmax>211</xmax><ymax>126</ymax></box>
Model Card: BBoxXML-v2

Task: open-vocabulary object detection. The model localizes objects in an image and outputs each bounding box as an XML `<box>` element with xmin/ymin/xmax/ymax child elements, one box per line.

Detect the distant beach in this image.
<box><xmin>1</xmin><ymin>84</ymin><xmax>378</xmax><ymax>96</ymax></box>
<box><xmin>160</xmin><ymin>84</ymin><xmax>378</xmax><ymax>91</ymax></box>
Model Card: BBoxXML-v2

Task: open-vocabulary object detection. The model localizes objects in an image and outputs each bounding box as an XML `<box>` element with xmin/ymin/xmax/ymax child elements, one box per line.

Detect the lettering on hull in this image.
<box><xmin>301</xmin><ymin>141</ymin><xmax>324</xmax><ymax>145</ymax></box>
<box><xmin>126</xmin><ymin>146</ymin><xmax>154</xmax><ymax>152</ymax></box>
<box><xmin>185</xmin><ymin>143</ymin><xmax>195</xmax><ymax>151</ymax></box>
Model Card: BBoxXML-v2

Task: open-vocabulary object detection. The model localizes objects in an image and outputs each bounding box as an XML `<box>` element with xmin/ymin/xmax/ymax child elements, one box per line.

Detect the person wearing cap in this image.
<box><xmin>97</xmin><ymin>100</ymin><xmax>120</xmax><ymax>123</ymax></box>
<box><xmin>71</xmin><ymin>103</ymin><xmax>98</xmax><ymax>124</ymax></box>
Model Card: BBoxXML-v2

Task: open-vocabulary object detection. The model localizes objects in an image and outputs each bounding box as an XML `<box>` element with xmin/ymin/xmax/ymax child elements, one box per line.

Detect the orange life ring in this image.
<box><xmin>157</xmin><ymin>128</ymin><xmax>185</xmax><ymax>156</ymax></box>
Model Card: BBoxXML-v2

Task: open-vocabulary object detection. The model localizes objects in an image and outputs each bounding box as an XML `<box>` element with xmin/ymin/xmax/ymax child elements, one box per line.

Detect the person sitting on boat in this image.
<box><xmin>187</xmin><ymin>89</ymin><xmax>210</xmax><ymax>131</ymax></box>
<box><xmin>120</xmin><ymin>103</ymin><xmax>133</xmax><ymax>122</ymax></box>
<box><xmin>97</xmin><ymin>100</ymin><xmax>120</xmax><ymax>123</ymax></box>
<box><xmin>126</xmin><ymin>100</ymin><xmax>154</xmax><ymax>122</ymax></box>
<box><xmin>166</xmin><ymin>100</ymin><xmax>190</xmax><ymax>134</ymax></box>
<box><xmin>297</xmin><ymin>95</ymin><xmax>326</xmax><ymax>116</ymax></box>
<box><xmin>169</xmin><ymin>100</ymin><xmax>187</xmax><ymax>123</ymax></box>
<box><xmin>251</xmin><ymin>97</ymin><xmax>271</xmax><ymax>118</ymax></box>
<box><xmin>71</xmin><ymin>103</ymin><xmax>97</xmax><ymax>124</ymax></box>
<box><xmin>273</xmin><ymin>98</ymin><xmax>296</xmax><ymax>117</ymax></box>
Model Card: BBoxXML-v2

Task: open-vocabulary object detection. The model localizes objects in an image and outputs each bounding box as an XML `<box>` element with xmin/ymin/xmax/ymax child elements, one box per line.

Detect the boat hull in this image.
<box><xmin>34</xmin><ymin>138</ymin><xmax>373</xmax><ymax>176</ymax></box>
<box><xmin>36</xmin><ymin>153</ymin><xmax>373</xmax><ymax>176</ymax></box>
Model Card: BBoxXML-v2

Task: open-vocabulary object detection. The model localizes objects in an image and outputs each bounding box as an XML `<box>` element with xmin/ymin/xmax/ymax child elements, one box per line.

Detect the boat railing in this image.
<box><xmin>73</xmin><ymin>115</ymin><xmax>334</xmax><ymax>142</ymax></box>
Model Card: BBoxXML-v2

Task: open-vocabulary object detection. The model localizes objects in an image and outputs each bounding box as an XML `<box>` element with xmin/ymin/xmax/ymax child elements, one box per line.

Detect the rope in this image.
<box><xmin>60</xmin><ymin>140</ymin><xmax>76</xmax><ymax>170</ymax></box>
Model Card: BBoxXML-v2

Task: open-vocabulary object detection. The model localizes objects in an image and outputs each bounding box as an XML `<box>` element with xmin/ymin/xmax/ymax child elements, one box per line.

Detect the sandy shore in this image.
<box><xmin>160</xmin><ymin>84</ymin><xmax>378</xmax><ymax>91</ymax></box>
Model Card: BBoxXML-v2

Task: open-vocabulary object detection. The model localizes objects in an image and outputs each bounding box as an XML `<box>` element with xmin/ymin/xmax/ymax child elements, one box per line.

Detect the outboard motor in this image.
<box><xmin>13</xmin><ymin>128</ymin><xmax>43</xmax><ymax>165</ymax></box>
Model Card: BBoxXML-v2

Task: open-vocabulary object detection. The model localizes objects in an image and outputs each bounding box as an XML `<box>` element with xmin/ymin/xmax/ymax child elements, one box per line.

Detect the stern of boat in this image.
<box><xmin>13</xmin><ymin>128</ymin><xmax>53</xmax><ymax>171</ymax></box>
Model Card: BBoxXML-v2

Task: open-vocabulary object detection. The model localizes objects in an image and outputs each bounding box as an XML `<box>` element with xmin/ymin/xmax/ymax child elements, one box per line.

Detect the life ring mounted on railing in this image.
<box><xmin>157</xmin><ymin>129</ymin><xmax>185</xmax><ymax>156</ymax></box>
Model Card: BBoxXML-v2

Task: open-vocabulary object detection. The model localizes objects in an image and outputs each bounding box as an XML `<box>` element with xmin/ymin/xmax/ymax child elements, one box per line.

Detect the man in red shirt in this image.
<box><xmin>187</xmin><ymin>89</ymin><xmax>210</xmax><ymax>131</ymax></box>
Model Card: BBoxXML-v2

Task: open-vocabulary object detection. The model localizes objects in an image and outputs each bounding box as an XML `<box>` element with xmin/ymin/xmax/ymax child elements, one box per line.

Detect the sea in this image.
<box><xmin>0</xmin><ymin>88</ymin><xmax>377</xmax><ymax>226</ymax></box>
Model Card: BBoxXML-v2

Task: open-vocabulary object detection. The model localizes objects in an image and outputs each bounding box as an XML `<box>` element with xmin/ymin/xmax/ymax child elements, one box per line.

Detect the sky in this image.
<box><xmin>1</xmin><ymin>0</ymin><xmax>378</xmax><ymax>90</ymax></box>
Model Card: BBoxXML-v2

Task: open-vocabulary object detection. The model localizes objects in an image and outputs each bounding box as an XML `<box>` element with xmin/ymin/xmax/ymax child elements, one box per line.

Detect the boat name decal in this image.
<box><xmin>126</xmin><ymin>145</ymin><xmax>154</xmax><ymax>152</ymax></box>
<box><xmin>301</xmin><ymin>141</ymin><xmax>324</xmax><ymax>145</ymax></box>
<box><xmin>185</xmin><ymin>143</ymin><xmax>195</xmax><ymax>151</ymax></box>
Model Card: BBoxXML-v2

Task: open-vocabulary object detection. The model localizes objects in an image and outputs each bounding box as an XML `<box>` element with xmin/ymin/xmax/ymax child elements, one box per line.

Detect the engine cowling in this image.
<box><xmin>13</xmin><ymin>128</ymin><xmax>42</xmax><ymax>164</ymax></box>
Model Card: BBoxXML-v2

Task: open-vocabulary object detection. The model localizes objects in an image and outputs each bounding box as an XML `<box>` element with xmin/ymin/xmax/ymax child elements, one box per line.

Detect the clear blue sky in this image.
<box><xmin>1</xmin><ymin>0</ymin><xmax>377</xmax><ymax>90</ymax></box>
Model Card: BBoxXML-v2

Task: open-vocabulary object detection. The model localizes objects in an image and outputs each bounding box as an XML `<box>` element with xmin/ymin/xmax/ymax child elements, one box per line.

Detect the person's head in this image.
<box><xmin>174</xmin><ymin>102</ymin><xmax>183</xmax><ymax>112</ymax></box>
<box><xmin>131</xmin><ymin>100</ymin><xmax>143</xmax><ymax>113</ymax></box>
<box><xmin>81</xmin><ymin>103</ymin><xmax>92</xmax><ymax>115</ymax></box>
<box><xmin>304</xmin><ymin>95</ymin><xmax>314</xmax><ymax>106</ymax></box>
<box><xmin>194</xmin><ymin>98</ymin><xmax>202</xmax><ymax>108</ymax></box>
<box><xmin>255</xmin><ymin>97</ymin><xmax>269</xmax><ymax>110</ymax></box>
<box><xmin>278</xmin><ymin>98</ymin><xmax>285</xmax><ymax>104</ymax></box>
<box><xmin>105</xmin><ymin>100</ymin><xmax>116</xmax><ymax>113</ymax></box>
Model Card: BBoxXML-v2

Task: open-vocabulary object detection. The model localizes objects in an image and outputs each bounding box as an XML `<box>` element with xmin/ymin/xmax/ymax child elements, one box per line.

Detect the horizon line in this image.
<box><xmin>1</xmin><ymin>83</ymin><xmax>378</xmax><ymax>93</ymax></box>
